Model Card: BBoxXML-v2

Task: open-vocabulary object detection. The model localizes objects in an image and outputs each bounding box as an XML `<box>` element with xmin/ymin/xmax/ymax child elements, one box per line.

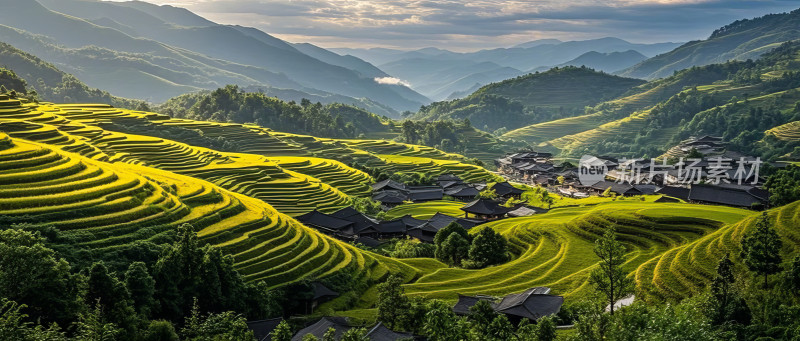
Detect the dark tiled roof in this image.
<box><xmin>371</xmin><ymin>179</ymin><xmax>406</xmax><ymax>192</ymax></box>
<box><xmin>296</xmin><ymin>211</ymin><xmax>354</xmax><ymax>231</ymax></box>
<box><xmin>445</xmin><ymin>186</ymin><xmax>480</xmax><ymax>198</ymax></box>
<box><xmin>374</xmin><ymin>220</ymin><xmax>407</xmax><ymax>234</ymax></box>
<box><xmin>330</xmin><ymin>207</ymin><xmax>361</xmax><ymax>219</ymax></box>
<box><xmin>492</xmin><ymin>182</ymin><xmax>525</xmax><ymax>196</ymax></box>
<box><xmin>453</xmin><ymin>295</ymin><xmax>496</xmax><ymax>315</ymax></box>
<box><xmin>372</xmin><ymin>190</ymin><xmax>408</xmax><ymax>204</ymax></box>
<box><xmin>507</xmin><ymin>206</ymin><xmax>547</xmax><ymax>217</ymax></box>
<box><xmin>365</xmin><ymin>322</ymin><xmax>415</xmax><ymax>341</ymax></box>
<box><xmin>495</xmin><ymin>287</ymin><xmax>563</xmax><ymax>320</ymax></box>
<box><xmin>406</xmin><ymin>228</ymin><xmax>433</xmax><ymax>243</ymax></box>
<box><xmin>292</xmin><ymin>317</ymin><xmax>351</xmax><ymax>341</ymax></box>
<box><xmin>398</xmin><ymin>215</ymin><xmax>426</xmax><ymax>228</ymax></box>
<box><xmin>437</xmin><ymin>173</ymin><xmax>462</xmax><ymax>181</ymax></box>
<box><xmin>247</xmin><ymin>318</ymin><xmax>282</xmax><ymax>341</ymax></box>
<box><xmin>313</xmin><ymin>282</ymin><xmax>339</xmax><ymax>300</ymax></box>
<box><xmin>656</xmin><ymin>186</ymin><xmax>690</xmax><ymax>200</ymax></box>
<box><xmin>356</xmin><ymin>236</ymin><xmax>382</xmax><ymax>248</ymax></box>
<box><xmin>438</xmin><ymin>180</ymin><xmax>463</xmax><ymax>189</ymax></box>
<box><xmin>590</xmin><ymin>181</ymin><xmax>642</xmax><ymax>196</ymax></box>
<box><xmin>461</xmin><ymin>199</ymin><xmax>513</xmax><ymax>216</ymax></box>
<box><xmin>688</xmin><ymin>184</ymin><xmax>768</xmax><ymax>207</ymax></box>
<box><xmin>408</xmin><ymin>188</ymin><xmax>443</xmax><ymax>201</ymax></box>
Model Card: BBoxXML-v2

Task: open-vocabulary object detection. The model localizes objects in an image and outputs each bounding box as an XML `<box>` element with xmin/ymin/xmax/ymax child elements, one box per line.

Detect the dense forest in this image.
<box><xmin>156</xmin><ymin>85</ymin><xmax>391</xmax><ymax>139</ymax></box>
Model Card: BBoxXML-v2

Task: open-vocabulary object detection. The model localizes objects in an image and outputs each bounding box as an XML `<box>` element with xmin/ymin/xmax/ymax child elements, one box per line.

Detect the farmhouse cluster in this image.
<box><xmin>496</xmin><ymin>137</ymin><xmax>780</xmax><ymax>209</ymax></box>
<box><xmin>298</xmin><ymin>174</ymin><xmax>550</xmax><ymax>246</ymax></box>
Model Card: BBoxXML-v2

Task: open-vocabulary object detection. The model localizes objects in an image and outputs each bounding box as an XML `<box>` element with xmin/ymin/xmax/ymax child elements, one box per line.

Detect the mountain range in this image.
<box><xmin>333</xmin><ymin>38</ymin><xmax>682</xmax><ymax>100</ymax></box>
<box><xmin>0</xmin><ymin>0</ymin><xmax>428</xmax><ymax>113</ymax></box>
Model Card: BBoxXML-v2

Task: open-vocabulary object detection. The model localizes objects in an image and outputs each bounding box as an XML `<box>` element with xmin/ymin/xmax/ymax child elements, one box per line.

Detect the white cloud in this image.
<box><xmin>121</xmin><ymin>0</ymin><xmax>800</xmax><ymax>50</ymax></box>
<box><xmin>374</xmin><ymin>77</ymin><xmax>411</xmax><ymax>87</ymax></box>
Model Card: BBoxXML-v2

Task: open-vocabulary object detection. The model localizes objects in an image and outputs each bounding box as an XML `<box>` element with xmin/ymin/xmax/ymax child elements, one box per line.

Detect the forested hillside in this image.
<box><xmin>414</xmin><ymin>66</ymin><xmax>646</xmax><ymax>132</ymax></box>
<box><xmin>503</xmin><ymin>42</ymin><xmax>800</xmax><ymax>161</ymax></box>
<box><xmin>0</xmin><ymin>42</ymin><xmax>144</xmax><ymax>108</ymax></box>
<box><xmin>620</xmin><ymin>8</ymin><xmax>800</xmax><ymax>79</ymax></box>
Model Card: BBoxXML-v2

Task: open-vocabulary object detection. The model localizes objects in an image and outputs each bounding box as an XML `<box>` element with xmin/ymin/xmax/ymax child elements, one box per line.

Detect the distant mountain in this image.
<box><xmin>378</xmin><ymin>59</ymin><xmax>523</xmax><ymax>100</ymax></box>
<box><xmin>1</xmin><ymin>0</ymin><xmax>428</xmax><ymax>112</ymax></box>
<box><xmin>413</xmin><ymin>66</ymin><xmax>646</xmax><ymax>131</ymax></box>
<box><xmin>543</xmin><ymin>50</ymin><xmax>648</xmax><ymax>73</ymax></box>
<box><xmin>291</xmin><ymin>43</ymin><xmax>388</xmax><ymax>79</ymax></box>
<box><xmin>337</xmin><ymin>37</ymin><xmax>680</xmax><ymax>102</ymax></box>
<box><xmin>0</xmin><ymin>41</ymin><xmax>144</xmax><ymax>107</ymax></box>
<box><xmin>620</xmin><ymin>8</ymin><xmax>800</xmax><ymax>79</ymax></box>
<box><xmin>512</xmin><ymin>39</ymin><xmax>562</xmax><ymax>49</ymax></box>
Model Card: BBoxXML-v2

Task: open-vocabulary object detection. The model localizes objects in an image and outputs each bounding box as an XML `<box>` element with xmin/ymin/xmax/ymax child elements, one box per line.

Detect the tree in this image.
<box><xmin>181</xmin><ymin>300</ymin><xmax>254</xmax><ymax>341</ymax></box>
<box><xmin>468</xmin><ymin>299</ymin><xmax>497</xmax><ymax>327</ymax></box>
<box><xmin>588</xmin><ymin>226</ymin><xmax>633</xmax><ymax>315</ymax></box>
<box><xmin>125</xmin><ymin>262</ymin><xmax>156</xmax><ymax>317</ymax></box>
<box><xmin>424</xmin><ymin>300</ymin><xmax>467</xmax><ymax>341</ymax></box>
<box><xmin>75</xmin><ymin>300</ymin><xmax>122</xmax><ymax>341</ymax></box>
<box><xmin>153</xmin><ymin>224</ymin><xmax>248</xmax><ymax>321</ymax></box>
<box><xmin>434</xmin><ymin>222</ymin><xmax>470</xmax><ymax>263</ymax></box>
<box><xmin>557</xmin><ymin>176</ymin><xmax>566</xmax><ymax>185</ymax></box>
<box><xmin>376</xmin><ymin>275</ymin><xmax>410</xmax><ymax>329</ymax></box>
<box><xmin>484</xmin><ymin>314</ymin><xmax>514</xmax><ymax>341</ymax></box>
<box><xmin>740</xmin><ymin>212</ymin><xmax>783</xmax><ymax>288</ymax></box>
<box><xmin>0</xmin><ymin>229</ymin><xmax>82</xmax><ymax>326</ymax></box>
<box><xmin>478</xmin><ymin>188</ymin><xmax>498</xmax><ymax>200</ymax></box>
<box><xmin>301</xmin><ymin>334</ymin><xmax>319</xmax><ymax>341</ymax></box>
<box><xmin>440</xmin><ymin>233</ymin><xmax>471</xmax><ymax>267</ymax></box>
<box><xmin>468</xmin><ymin>227</ymin><xmax>509</xmax><ymax>267</ymax></box>
<box><xmin>535</xmin><ymin>316</ymin><xmax>557</xmax><ymax>341</ymax></box>
<box><xmin>86</xmin><ymin>262</ymin><xmax>137</xmax><ymax>334</ymax></box>
<box><xmin>340</xmin><ymin>327</ymin><xmax>368</xmax><ymax>341</ymax></box>
<box><xmin>707</xmin><ymin>254</ymin><xmax>750</xmax><ymax>326</ymax></box>
<box><xmin>143</xmin><ymin>320</ymin><xmax>179</xmax><ymax>341</ymax></box>
<box><xmin>540</xmin><ymin>191</ymin><xmax>555</xmax><ymax>209</ymax></box>
<box><xmin>272</xmin><ymin>320</ymin><xmax>293</xmax><ymax>341</ymax></box>
<box><xmin>322</xmin><ymin>327</ymin><xmax>336</xmax><ymax>341</ymax></box>
<box><xmin>785</xmin><ymin>255</ymin><xmax>800</xmax><ymax>297</ymax></box>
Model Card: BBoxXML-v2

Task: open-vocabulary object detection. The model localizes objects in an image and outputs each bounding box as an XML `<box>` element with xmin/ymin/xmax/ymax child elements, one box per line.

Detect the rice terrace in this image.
<box><xmin>2</xmin><ymin>0</ymin><xmax>800</xmax><ymax>340</ymax></box>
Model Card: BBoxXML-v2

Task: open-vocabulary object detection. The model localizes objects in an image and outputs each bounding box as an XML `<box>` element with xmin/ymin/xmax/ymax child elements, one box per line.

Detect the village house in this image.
<box><xmin>453</xmin><ymin>287</ymin><xmax>564</xmax><ymax>324</ymax></box>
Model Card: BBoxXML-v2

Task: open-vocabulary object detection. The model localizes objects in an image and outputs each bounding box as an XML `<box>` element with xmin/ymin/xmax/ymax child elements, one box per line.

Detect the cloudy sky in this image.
<box><xmin>125</xmin><ymin>0</ymin><xmax>800</xmax><ymax>51</ymax></box>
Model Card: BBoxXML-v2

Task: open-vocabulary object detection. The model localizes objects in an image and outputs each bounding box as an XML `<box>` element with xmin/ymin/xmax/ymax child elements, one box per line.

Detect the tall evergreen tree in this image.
<box><xmin>741</xmin><ymin>212</ymin><xmax>783</xmax><ymax>287</ymax></box>
<box><xmin>125</xmin><ymin>262</ymin><xmax>156</xmax><ymax>318</ymax></box>
<box><xmin>589</xmin><ymin>226</ymin><xmax>633</xmax><ymax>315</ymax></box>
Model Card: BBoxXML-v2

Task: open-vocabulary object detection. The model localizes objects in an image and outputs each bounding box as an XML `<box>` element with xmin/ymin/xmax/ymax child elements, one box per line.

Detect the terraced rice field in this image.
<box><xmin>502</xmin><ymin>113</ymin><xmax>610</xmax><ymax>146</ymax></box>
<box><xmin>767</xmin><ymin>120</ymin><xmax>800</xmax><ymax>140</ymax></box>
<box><xmin>0</xmin><ymin>131</ymin><xmax>423</xmax><ymax>286</ymax></box>
<box><xmin>402</xmin><ymin>202</ymin><xmax>759</xmax><ymax>301</ymax></box>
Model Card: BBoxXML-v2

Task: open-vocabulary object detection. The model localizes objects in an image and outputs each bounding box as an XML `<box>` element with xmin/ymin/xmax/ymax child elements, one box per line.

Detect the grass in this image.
<box><xmin>385</xmin><ymin>200</ymin><xmax>468</xmax><ymax>220</ymax></box>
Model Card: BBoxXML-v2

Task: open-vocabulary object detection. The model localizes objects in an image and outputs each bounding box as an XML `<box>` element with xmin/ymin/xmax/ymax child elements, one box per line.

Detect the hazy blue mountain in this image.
<box><xmin>292</xmin><ymin>42</ymin><xmax>388</xmax><ymax>78</ymax></box>
<box><xmin>620</xmin><ymin>9</ymin><xmax>800</xmax><ymax>79</ymax></box>
<box><xmin>339</xmin><ymin>38</ymin><xmax>678</xmax><ymax>101</ymax></box>
<box><xmin>6</xmin><ymin>0</ymin><xmax>428</xmax><ymax>112</ymax></box>
<box><xmin>532</xmin><ymin>50</ymin><xmax>648</xmax><ymax>74</ymax></box>
<box><xmin>379</xmin><ymin>58</ymin><xmax>523</xmax><ymax>100</ymax></box>
<box><xmin>512</xmin><ymin>39</ymin><xmax>562</xmax><ymax>49</ymax></box>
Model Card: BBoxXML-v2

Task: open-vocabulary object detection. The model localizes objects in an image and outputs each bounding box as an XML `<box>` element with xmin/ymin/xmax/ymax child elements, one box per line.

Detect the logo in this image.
<box><xmin>579</xmin><ymin>155</ymin><xmax>607</xmax><ymax>186</ymax></box>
